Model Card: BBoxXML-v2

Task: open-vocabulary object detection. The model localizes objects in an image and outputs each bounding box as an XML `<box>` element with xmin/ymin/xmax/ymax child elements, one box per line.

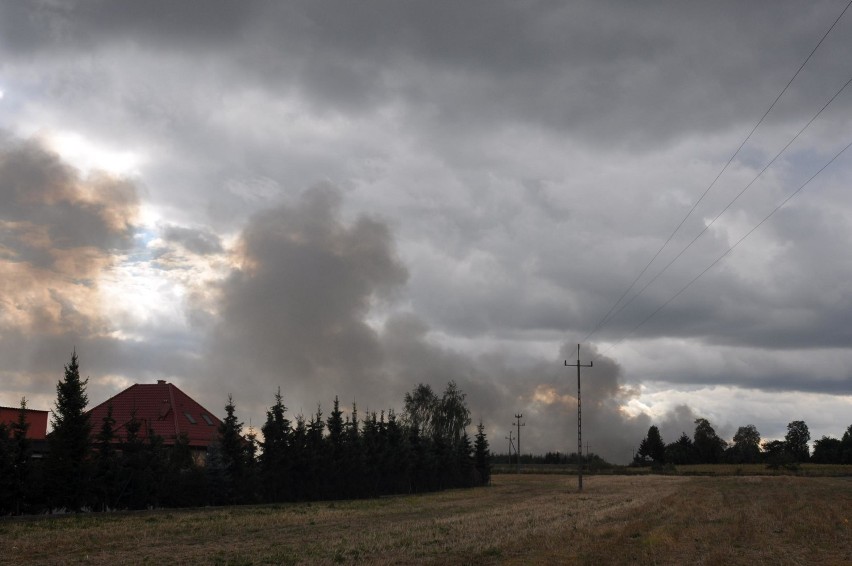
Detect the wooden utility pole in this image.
<box><xmin>565</xmin><ymin>344</ymin><xmax>592</xmax><ymax>492</ymax></box>
<box><xmin>505</xmin><ymin>430</ymin><xmax>516</xmax><ymax>470</ymax></box>
<box><xmin>513</xmin><ymin>414</ymin><xmax>525</xmax><ymax>473</ymax></box>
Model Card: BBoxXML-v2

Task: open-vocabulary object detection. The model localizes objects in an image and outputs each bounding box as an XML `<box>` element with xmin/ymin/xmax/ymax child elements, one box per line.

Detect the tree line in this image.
<box><xmin>635</xmin><ymin>418</ymin><xmax>852</xmax><ymax>468</ymax></box>
<box><xmin>0</xmin><ymin>353</ymin><xmax>491</xmax><ymax>515</ymax></box>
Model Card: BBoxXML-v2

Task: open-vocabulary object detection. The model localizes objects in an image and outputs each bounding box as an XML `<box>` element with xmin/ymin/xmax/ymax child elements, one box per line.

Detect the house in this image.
<box><xmin>0</xmin><ymin>406</ymin><xmax>49</xmax><ymax>440</ymax></box>
<box><xmin>0</xmin><ymin>405</ymin><xmax>50</xmax><ymax>457</ymax></box>
<box><xmin>87</xmin><ymin>380</ymin><xmax>223</xmax><ymax>461</ymax></box>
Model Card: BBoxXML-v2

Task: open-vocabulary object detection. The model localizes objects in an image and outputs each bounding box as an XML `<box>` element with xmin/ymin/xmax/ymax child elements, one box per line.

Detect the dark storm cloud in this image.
<box><xmin>0</xmin><ymin>0</ymin><xmax>252</xmax><ymax>55</ymax></box>
<box><xmin>5</xmin><ymin>1</ymin><xmax>851</xmax><ymax>147</ymax></box>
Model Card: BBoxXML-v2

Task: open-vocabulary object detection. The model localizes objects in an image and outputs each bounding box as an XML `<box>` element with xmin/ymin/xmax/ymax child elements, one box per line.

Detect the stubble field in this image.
<box><xmin>2</xmin><ymin>473</ymin><xmax>850</xmax><ymax>565</ymax></box>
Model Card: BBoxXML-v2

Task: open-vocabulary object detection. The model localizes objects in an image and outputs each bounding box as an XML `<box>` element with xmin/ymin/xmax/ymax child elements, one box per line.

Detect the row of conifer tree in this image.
<box><xmin>0</xmin><ymin>353</ymin><xmax>491</xmax><ymax>515</ymax></box>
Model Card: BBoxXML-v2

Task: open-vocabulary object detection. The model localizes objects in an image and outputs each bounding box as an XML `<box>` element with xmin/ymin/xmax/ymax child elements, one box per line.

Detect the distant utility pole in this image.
<box><xmin>505</xmin><ymin>430</ymin><xmax>516</xmax><ymax>469</ymax></box>
<box><xmin>513</xmin><ymin>413</ymin><xmax>525</xmax><ymax>474</ymax></box>
<box><xmin>565</xmin><ymin>344</ymin><xmax>592</xmax><ymax>492</ymax></box>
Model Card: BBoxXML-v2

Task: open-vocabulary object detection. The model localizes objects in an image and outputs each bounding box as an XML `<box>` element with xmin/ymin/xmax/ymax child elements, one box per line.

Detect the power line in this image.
<box><xmin>602</xmin><ymin>136</ymin><xmax>852</xmax><ymax>355</ymax></box>
<box><xmin>594</xmin><ymin>74</ymin><xmax>852</xmax><ymax>335</ymax></box>
<box><xmin>583</xmin><ymin>0</ymin><xmax>852</xmax><ymax>343</ymax></box>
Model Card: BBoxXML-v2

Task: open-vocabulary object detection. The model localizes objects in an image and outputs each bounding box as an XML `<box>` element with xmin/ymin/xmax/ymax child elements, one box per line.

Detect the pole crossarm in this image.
<box><xmin>565</xmin><ymin>344</ymin><xmax>592</xmax><ymax>492</ymax></box>
<box><xmin>513</xmin><ymin>413</ymin><xmax>525</xmax><ymax>474</ymax></box>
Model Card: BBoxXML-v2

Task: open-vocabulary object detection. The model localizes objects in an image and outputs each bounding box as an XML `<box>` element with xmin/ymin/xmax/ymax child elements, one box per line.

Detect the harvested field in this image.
<box><xmin>2</xmin><ymin>474</ymin><xmax>850</xmax><ymax>565</ymax></box>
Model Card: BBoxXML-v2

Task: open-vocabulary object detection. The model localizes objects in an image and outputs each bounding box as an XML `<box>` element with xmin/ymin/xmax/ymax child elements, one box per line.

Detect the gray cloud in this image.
<box><xmin>161</xmin><ymin>224</ymin><xmax>223</xmax><ymax>255</ymax></box>
<box><xmin>0</xmin><ymin>133</ymin><xmax>138</xmax><ymax>332</ymax></box>
<box><xmin>206</xmin><ymin>185</ymin><xmax>408</xmax><ymax>408</ymax></box>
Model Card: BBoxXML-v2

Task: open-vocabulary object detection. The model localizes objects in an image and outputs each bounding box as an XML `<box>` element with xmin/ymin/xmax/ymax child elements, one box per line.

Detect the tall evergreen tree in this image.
<box><xmin>665</xmin><ymin>432</ymin><xmax>696</xmax><ymax>465</ymax></box>
<box><xmin>219</xmin><ymin>395</ymin><xmax>247</xmax><ymax>504</ymax></box>
<box><xmin>326</xmin><ymin>396</ymin><xmax>346</xmax><ymax>498</ymax></box>
<box><xmin>343</xmin><ymin>402</ymin><xmax>365</xmax><ymax>498</ymax></box>
<box><xmin>636</xmin><ymin>425</ymin><xmax>666</xmax><ymax>465</ymax></box>
<box><xmin>289</xmin><ymin>414</ymin><xmax>309</xmax><ymax>500</ymax></box>
<box><xmin>93</xmin><ymin>403</ymin><xmax>119</xmax><ymax>511</ymax></box>
<box><xmin>161</xmin><ymin>433</ymin><xmax>205</xmax><ymax>507</ymax></box>
<box><xmin>473</xmin><ymin>421</ymin><xmax>491</xmax><ymax>486</ymax></box>
<box><xmin>243</xmin><ymin>425</ymin><xmax>259</xmax><ymax>504</ymax></box>
<box><xmin>0</xmin><ymin>421</ymin><xmax>12</xmax><ymax>513</ymax></box>
<box><xmin>9</xmin><ymin>398</ymin><xmax>33</xmax><ymax>514</ymax></box>
<box><xmin>47</xmin><ymin>351</ymin><xmax>92</xmax><ymax>511</ymax></box>
<box><xmin>260</xmin><ymin>388</ymin><xmax>291</xmax><ymax>502</ymax></box>
<box><xmin>305</xmin><ymin>407</ymin><xmax>326</xmax><ymax>500</ymax></box>
<box><xmin>384</xmin><ymin>410</ymin><xmax>409</xmax><ymax>495</ymax></box>
<box><xmin>117</xmin><ymin>409</ymin><xmax>148</xmax><ymax>509</ymax></box>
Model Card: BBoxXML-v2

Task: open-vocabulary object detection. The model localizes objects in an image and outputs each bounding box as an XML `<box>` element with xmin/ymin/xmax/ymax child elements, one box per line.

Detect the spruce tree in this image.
<box><xmin>0</xmin><ymin>421</ymin><xmax>11</xmax><ymax>513</ymax></box>
<box><xmin>384</xmin><ymin>410</ymin><xmax>409</xmax><ymax>495</ymax></box>
<box><xmin>260</xmin><ymin>388</ymin><xmax>291</xmax><ymax>502</ymax></box>
<box><xmin>47</xmin><ymin>351</ymin><xmax>92</xmax><ymax>511</ymax></box>
<box><xmin>305</xmin><ymin>407</ymin><xmax>326</xmax><ymax>499</ymax></box>
<box><xmin>242</xmin><ymin>425</ymin><xmax>259</xmax><ymax>504</ymax></box>
<box><xmin>473</xmin><ymin>421</ymin><xmax>491</xmax><ymax>486</ymax></box>
<box><xmin>326</xmin><ymin>396</ymin><xmax>345</xmax><ymax>498</ymax></box>
<box><xmin>636</xmin><ymin>425</ymin><xmax>666</xmax><ymax>465</ymax></box>
<box><xmin>10</xmin><ymin>398</ymin><xmax>33</xmax><ymax>514</ymax></box>
<box><xmin>118</xmin><ymin>409</ymin><xmax>146</xmax><ymax>509</ymax></box>
<box><xmin>93</xmin><ymin>404</ymin><xmax>118</xmax><ymax>511</ymax></box>
<box><xmin>219</xmin><ymin>395</ymin><xmax>246</xmax><ymax>504</ymax></box>
<box><xmin>289</xmin><ymin>415</ymin><xmax>308</xmax><ymax>500</ymax></box>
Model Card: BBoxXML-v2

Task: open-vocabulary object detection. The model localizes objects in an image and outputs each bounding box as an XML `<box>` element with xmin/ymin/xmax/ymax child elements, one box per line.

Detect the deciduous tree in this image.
<box><xmin>693</xmin><ymin>418</ymin><xmax>727</xmax><ymax>464</ymax></box>
<box><xmin>785</xmin><ymin>420</ymin><xmax>810</xmax><ymax>462</ymax></box>
<box><xmin>729</xmin><ymin>424</ymin><xmax>761</xmax><ymax>464</ymax></box>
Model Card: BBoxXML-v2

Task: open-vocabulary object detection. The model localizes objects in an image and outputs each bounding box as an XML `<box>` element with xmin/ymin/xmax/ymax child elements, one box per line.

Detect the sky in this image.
<box><xmin>1</xmin><ymin>1</ymin><xmax>851</xmax><ymax>463</ymax></box>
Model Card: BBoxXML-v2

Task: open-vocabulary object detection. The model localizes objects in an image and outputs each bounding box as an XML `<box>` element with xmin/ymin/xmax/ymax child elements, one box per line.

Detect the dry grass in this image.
<box><xmin>1</xmin><ymin>475</ymin><xmax>850</xmax><ymax>565</ymax></box>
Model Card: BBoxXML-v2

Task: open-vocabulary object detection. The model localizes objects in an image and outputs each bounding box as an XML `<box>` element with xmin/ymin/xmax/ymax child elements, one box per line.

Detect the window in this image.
<box><xmin>184</xmin><ymin>412</ymin><xmax>196</xmax><ymax>424</ymax></box>
<box><xmin>201</xmin><ymin>414</ymin><xmax>214</xmax><ymax>426</ymax></box>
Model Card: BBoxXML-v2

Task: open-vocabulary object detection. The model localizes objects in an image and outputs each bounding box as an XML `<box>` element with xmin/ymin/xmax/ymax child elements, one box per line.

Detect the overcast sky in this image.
<box><xmin>2</xmin><ymin>1</ymin><xmax>851</xmax><ymax>463</ymax></box>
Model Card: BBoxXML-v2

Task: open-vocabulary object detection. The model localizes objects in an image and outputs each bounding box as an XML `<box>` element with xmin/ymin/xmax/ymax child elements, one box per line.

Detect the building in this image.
<box><xmin>87</xmin><ymin>380</ymin><xmax>223</xmax><ymax>460</ymax></box>
<box><xmin>0</xmin><ymin>406</ymin><xmax>49</xmax><ymax>440</ymax></box>
<box><xmin>0</xmin><ymin>405</ymin><xmax>50</xmax><ymax>457</ymax></box>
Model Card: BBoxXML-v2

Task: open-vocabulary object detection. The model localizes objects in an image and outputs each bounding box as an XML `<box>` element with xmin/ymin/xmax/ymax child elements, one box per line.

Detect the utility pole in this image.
<box><xmin>505</xmin><ymin>430</ymin><xmax>516</xmax><ymax>470</ymax></box>
<box><xmin>513</xmin><ymin>413</ymin><xmax>525</xmax><ymax>474</ymax></box>
<box><xmin>565</xmin><ymin>344</ymin><xmax>592</xmax><ymax>492</ymax></box>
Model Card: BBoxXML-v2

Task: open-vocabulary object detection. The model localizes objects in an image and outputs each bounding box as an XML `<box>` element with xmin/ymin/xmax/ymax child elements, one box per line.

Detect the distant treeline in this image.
<box><xmin>492</xmin><ymin>451</ymin><xmax>614</xmax><ymax>469</ymax></box>
<box><xmin>634</xmin><ymin>418</ymin><xmax>852</xmax><ymax>468</ymax></box>
<box><xmin>0</xmin><ymin>353</ymin><xmax>491</xmax><ymax>515</ymax></box>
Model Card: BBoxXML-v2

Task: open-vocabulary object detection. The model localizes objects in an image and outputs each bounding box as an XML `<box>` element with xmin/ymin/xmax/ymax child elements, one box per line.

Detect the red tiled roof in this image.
<box><xmin>87</xmin><ymin>381</ymin><xmax>222</xmax><ymax>447</ymax></box>
<box><xmin>0</xmin><ymin>407</ymin><xmax>49</xmax><ymax>440</ymax></box>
